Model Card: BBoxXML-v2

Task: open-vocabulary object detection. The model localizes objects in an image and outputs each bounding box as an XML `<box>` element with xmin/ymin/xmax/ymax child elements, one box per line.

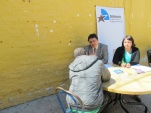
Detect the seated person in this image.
<box><xmin>66</xmin><ymin>48</ymin><xmax>111</xmax><ymax>112</ymax></box>
<box><xmin>113</xmin><ymin>35</ymin><xmax>140</xmax><ymax>68</ymax></box>
<box><xmin>84</xmin><ymin>33</ymin><xmax>108</xmax><ymax>64</ymax></box>
<box><xmin>113</xmin><ymin>35</ymin><xmax>141</xmax><ymax>102</ymax></box>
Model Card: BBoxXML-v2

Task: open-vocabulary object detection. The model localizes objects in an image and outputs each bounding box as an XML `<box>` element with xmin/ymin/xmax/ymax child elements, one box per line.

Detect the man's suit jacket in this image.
<box><xmin>84</xmin><ymin>43</ymin><xmax>108</xmax><ymax>64</ymax></box>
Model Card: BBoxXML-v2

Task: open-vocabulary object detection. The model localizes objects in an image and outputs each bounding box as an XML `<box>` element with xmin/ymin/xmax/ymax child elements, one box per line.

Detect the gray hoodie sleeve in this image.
<box><xmin>101</xmin><ymin>67</ymin><xmax>111</xmax><ymax>82</ymax></box>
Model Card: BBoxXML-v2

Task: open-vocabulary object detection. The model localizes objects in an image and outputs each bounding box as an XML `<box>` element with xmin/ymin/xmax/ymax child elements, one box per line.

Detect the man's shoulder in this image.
<box><xmin>98</xmin><ymin>43</ymin><xmax>107</xmax><ymax>48</ymax></box>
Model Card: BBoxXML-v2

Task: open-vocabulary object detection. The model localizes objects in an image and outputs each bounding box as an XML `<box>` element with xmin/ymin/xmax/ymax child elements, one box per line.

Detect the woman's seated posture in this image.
<box><xmin>113</xmin><ymin>35</ymin><xmax>140</xmax><ymax>68</ymax></box>
<box><xmin>113</xmin><ymin>35</ymin><xmax>141</xmax><ymax>102</ymax></box>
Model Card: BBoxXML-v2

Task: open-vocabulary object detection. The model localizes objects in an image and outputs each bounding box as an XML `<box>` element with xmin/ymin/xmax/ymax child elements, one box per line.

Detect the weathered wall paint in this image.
<box><xmin>0</xmin><ymin>0</ymin><xmax>150</xmax><ymax>109</ymax></box>
<box><xmin>124</xmin><ymin>0</ymin><xmax>151</xmax><ymax>65</ymax></box>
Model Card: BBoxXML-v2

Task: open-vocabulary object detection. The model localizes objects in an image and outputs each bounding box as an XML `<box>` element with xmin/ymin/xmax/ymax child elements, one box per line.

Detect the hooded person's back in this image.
<box><xmin>66</xmin><ymin>55</ymin><xmax>106</xmax><ymax>109</ymax></box>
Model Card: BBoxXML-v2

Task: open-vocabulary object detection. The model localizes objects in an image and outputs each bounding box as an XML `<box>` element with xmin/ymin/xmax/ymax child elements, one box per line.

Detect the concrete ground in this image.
<box><xmin>0</xmin><ymin>94</ymin><xmax>151</xmax><ymax>113</ymax></box>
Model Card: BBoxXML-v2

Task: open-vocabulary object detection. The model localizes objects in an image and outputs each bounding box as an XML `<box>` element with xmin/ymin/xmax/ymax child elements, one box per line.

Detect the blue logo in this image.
<box><xmin>98</xmin><ymin>9</ymin><xmax>110</xmax><ymax>22</ymax></box>
<box><xmin>101</xmin><ymin>9</ymin><xmax>110</xmax><ymax>20</ymax></box>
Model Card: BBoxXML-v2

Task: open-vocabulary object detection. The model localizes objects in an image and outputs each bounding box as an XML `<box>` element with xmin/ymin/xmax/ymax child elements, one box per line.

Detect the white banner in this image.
<box><xmin>96</xmin><ymin>6</ymin><xmax>125</xmax><ymax>63</ymax></box>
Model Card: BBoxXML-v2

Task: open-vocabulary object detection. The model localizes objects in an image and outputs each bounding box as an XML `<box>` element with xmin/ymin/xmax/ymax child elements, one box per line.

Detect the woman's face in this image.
<box><xmin>123</xmin><ymin>39</ymin><xmax>132</xmax><ymax>49</ymax></box>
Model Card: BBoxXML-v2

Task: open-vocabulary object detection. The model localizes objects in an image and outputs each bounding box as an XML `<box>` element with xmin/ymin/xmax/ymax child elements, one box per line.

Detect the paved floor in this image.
<box><xmin>0</xmin><ymin>94</ymin><xmax>151</xmax><ymax>113</ymax></box>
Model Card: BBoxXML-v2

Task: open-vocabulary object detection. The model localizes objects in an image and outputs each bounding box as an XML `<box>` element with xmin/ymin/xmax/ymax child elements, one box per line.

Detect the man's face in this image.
<box><xmin>88</xmin><ymin>38</ymin><xmax>99</xmax><ymax>48</ymax></box>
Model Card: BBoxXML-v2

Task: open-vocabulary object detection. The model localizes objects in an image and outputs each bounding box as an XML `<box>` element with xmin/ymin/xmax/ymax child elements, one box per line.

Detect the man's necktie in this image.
<box><xmin>94</xmin><ymin>48</ymin><xmax>96</xmax><ymax>53</ymax></box>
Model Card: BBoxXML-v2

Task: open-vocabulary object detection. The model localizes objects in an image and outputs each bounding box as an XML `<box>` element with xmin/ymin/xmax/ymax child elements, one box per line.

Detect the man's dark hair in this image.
<box><xmin>122</xmin><ymin>35</ymin><xmax>136</xmax><ymax>47</ymax></box>
<box><xmin>88</xmin><ymin>33</ymin><xmax>98</xmax><ymax>41</ymax></box>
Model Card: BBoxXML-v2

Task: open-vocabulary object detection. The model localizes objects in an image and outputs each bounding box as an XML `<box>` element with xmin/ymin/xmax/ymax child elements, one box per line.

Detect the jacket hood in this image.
<box><xmin>69</xmin><ymin>55</ymin><xmax>98</xmax><ymax>72</ymax></box>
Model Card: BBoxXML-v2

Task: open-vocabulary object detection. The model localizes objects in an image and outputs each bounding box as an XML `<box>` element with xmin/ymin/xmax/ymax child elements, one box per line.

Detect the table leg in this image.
<box><xmin>106</xmin><ymin>93</ymin><xmax>148</xmax><ymax>113</ymax></box>
<box><xmin>119</xmin><ymin>94</ymin><xmax>130</xmax><ymax>113</ymax></box>
<box><xmin>120</xmin><ymin>94</ymin><xmax>148</xmax><ymax>113</ymax></box>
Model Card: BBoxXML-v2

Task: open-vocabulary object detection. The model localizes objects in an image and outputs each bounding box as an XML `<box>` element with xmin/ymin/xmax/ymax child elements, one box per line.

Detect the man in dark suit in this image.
<box><xmin>84</xmin><ymin>33</ymin><xmax>108</xmax><ymax>64</ymax></box>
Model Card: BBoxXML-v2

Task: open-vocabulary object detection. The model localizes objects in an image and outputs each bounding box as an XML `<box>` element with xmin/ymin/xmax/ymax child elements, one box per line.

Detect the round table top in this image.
<box><xmin>103</xmin><ymin>67</ymin><xmax>151</xmax><ymax>95</ymax></box>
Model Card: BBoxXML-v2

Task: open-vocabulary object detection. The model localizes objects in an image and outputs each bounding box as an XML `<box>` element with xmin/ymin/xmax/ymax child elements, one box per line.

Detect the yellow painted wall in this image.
<box><xmin>0</xmin><ymin>0</ymin><xmax>150</xmax><ymax>109</ymax></box>
<box><xmin>124</xmin><ymin>0</ymin><xmax>151</xmax><ymax>65</ymax></box>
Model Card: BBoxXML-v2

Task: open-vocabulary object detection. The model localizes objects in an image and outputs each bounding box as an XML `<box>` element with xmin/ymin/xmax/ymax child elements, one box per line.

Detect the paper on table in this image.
<box><xmin>131</xmin><ymin>65</ymin><xmax>151</xmax><ymax>72</ymax></box>
<box><xmin>113</xmin><ymin>69</ymin><xmax>124</xmax><ymax>74</ymax></box>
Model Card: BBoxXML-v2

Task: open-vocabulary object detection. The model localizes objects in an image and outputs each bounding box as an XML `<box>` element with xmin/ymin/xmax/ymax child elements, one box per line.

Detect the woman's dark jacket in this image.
<box><xmin>113</xmin><ymin>46</ymin><xmax>140</xmax><ymax>66</ymax></box>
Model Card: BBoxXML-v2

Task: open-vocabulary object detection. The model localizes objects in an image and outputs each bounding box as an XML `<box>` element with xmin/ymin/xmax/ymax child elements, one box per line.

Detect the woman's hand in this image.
<box><xmin>126</xmin><ymin>63</ymin><xmax>131</xmax><ymax>68</ymax></box>
<box><xmin>121</xmin><ymin>62</ymin><xmax>126</xmax><ymax>67</ymax></box>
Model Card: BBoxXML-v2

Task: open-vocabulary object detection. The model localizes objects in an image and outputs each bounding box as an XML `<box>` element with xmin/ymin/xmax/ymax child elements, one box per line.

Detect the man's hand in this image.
<box><xmin>85</xmin><ymin>51</ymin><xmax>88</xmax><ymax>55</ymax></box>
<box><xmin>85</xmin><ymin>52</ymin><xmax>96</xmax><ymax>56</ymax></box>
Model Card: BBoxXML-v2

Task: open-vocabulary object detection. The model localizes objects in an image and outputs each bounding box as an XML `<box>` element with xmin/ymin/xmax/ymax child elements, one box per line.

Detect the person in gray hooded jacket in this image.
<box><xmin>66</xmin><ymin>48</ymin><xmax>111</xmax><ymax>111</ymax></box>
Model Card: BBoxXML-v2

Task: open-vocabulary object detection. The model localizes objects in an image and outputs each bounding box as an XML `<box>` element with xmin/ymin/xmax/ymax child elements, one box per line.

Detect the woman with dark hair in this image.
<box><xmin>113</xmin><ymin>35</ymin><xmax>140</xmax><ymax>68</ymax></box>
<box><xmin>113</xmin><ymin>35</ymin><xmax>141</xmax><ymax>102</ymax></box>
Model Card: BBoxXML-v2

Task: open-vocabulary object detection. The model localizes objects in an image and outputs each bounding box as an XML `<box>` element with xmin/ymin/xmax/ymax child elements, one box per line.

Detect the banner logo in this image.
<box><xmin>98</xmin><ymin>9</ymin><xmax>110</xmax><ymax>22</ymax></box>
<box><xmin>98</xmin><ymin>9</ymin><xmax>122</xmax><ymax>23</ymax></box>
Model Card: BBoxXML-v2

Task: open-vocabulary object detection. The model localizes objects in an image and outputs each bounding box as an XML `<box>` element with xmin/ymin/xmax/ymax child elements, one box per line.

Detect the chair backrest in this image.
<box><xmin>55</xmin><ymin>87</ymin><xmax>85</xmax><ymax>113</ymax></box>
<box><xmin>147</xmin><ymin>50</ymin><xmax>151</xmax><ymax>66</ymax></box>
